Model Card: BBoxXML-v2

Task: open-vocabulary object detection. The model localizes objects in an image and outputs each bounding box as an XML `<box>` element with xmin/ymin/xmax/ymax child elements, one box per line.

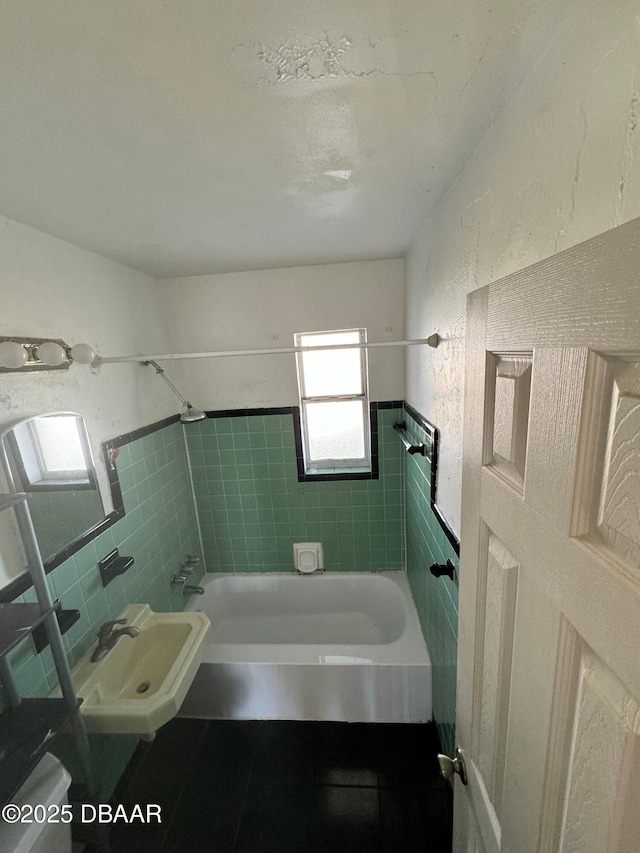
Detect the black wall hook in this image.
<box><xmin>429</xmin><ymin>560</ymin><xmax>456</xmax><ymax>581</ymax></box>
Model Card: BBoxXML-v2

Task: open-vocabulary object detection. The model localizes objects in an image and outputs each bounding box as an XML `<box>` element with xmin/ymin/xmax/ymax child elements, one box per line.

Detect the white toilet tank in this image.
<box><xmin>0</xmin><ymin>753</ymin><xmax>72</xmax><ymax>853</ymax></box>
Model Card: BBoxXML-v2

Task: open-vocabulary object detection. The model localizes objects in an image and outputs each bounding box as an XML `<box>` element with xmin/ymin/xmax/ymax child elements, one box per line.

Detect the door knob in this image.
<box><xmin>437</xmin><ymin>746</ymin><xmax>468</xmax><ymax>785</ymax></box>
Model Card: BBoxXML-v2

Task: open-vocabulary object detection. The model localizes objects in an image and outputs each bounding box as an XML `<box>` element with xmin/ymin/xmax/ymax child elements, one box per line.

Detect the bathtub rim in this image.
<box><xmin>185</xmin><ymin>570</ymin><xmax>432</xmax><ymax>667</ymax></box>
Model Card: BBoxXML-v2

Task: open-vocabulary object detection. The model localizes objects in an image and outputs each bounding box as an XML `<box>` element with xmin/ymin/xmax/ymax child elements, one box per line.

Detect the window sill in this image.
<box><xmin>306</xmin><ymin>466</ymin><xmax>371</xmax><ymax>476</ymax></box>
<box><xmin>297</xmin><ymin>467</ymin><xmax>377</xmax><ymax>482</ymax></box>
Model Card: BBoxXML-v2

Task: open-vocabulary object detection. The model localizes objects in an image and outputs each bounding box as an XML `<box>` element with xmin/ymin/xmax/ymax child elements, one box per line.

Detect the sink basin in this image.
<box><xmin>59</xmin><ymin>604</ymin><xmax>210</xmax><ymax>735</ymax></box>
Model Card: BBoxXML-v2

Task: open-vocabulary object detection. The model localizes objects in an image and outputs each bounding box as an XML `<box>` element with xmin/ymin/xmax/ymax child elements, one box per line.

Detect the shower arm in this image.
<box><xmin>143</xmin><ymin>360</ymin><xmax>194</xmax><ymax>409</ymax></box>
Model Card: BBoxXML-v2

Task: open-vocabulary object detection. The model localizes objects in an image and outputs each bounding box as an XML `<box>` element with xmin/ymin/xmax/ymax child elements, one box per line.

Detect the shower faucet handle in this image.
<box><xmin>178</xmin><ymin>563</ymin><xmax>194</xmax><ymax>576</ymax></box>
<box><xmin>185</xmin><ymin>554</ymin><xmax>201</xmax><ymax>566</ymax></box>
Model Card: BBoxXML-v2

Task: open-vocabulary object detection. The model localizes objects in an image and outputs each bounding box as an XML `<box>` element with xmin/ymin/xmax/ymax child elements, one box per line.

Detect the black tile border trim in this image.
<box><xmin>202</xmin><ymin>401</ymin><xmax>404</xmax><ymax>482</ymax></box>
<box><xmin>103</xmin><ymin>414</ymin><xmax>180</xmax><ymax>450</ymax></box>
<box><xmin>0</xmin><ymin>506</ymin><xmax>122</xmax><ymax>603</ymax></box>
<box><xmin>403</xmin><ymin>402</ymin><xmax>460</xmax><ymax>557</ymax></box>
<box><xmin>203</xmin><ymin>407</ymin><xmax>295</xmax><ymax>418</ymax></box>
<box><xmin>293</xmin><ymin>405</ymin><xmax>381</xmax><ymax>482</ymax></box>
<box><xmin>294</xmin><ymin>401</ymin><xmax>404</xmax><ymax>482</ymax></box>
<box><xmin>375</xmin><ymin>400</ymin><xmax>405</xmax><ymax>410</ymax></box>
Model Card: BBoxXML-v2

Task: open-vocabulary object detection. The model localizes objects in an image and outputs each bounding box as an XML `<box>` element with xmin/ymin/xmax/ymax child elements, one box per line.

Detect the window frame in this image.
<box><xmin>294</xmin><ymin>328</ymin><xmax>371</xmax><ymax>473</ymax></box>
<box><xmin>7</xmin><ymin>414</ymin><xmax>96</xmax><ymax>492</ymax></box>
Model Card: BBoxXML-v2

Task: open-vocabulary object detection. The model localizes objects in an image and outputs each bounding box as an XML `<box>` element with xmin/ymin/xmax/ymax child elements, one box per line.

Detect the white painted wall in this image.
<box><xmin>405</xmin><ymin>0</ymin><xmax>640</xmax><ymax>535</ymax></box>
<box><xmin>158</xmin><ymin>259</ymin><xmax>405</xmax><ymax>409</ymax></box>
<box><xmin>0</xmin><ymin>216</ymin><xmax>175</xmax><ymax>585</ymax></box>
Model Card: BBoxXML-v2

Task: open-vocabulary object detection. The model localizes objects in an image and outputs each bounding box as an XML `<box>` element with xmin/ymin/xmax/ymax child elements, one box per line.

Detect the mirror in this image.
<box><xmin>0</xmin><ymin>412</ymin><xmax>106</xmax><ymax>566</ymax></box>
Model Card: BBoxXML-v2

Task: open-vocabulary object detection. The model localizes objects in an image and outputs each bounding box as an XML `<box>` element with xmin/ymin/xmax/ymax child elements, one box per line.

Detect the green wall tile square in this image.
<box><xmin>214</xmin><ymin>418</ymin><xmax>233</xmax><ymax>434</ymax></box>
<box><xmin>281</xmin><ymin>430</ymin><xmax>296</xmax><ymax>448</ymax></box>
<box><xmin>253</xmin><ymin>463</ymin><xmax>270</xmax><ymax>480</ymax></box>
<box><xmin>218</xmin><ymin>449</ymin><xmax>236</xmax><ymax>467</ymax></box>
<box><xmin>216</xmin><ymin>433</ymin><xmax>234</xmax><ymax>451</ymax></box>
<box><xmin>249</xmin><ymin>432</ymin><xmax>267</xmax><ymax>448</ymax></box>
<box><xmin>233</xmin><ymin>432</ymin><xmax>252</xmax><ymax>451</ymax></box>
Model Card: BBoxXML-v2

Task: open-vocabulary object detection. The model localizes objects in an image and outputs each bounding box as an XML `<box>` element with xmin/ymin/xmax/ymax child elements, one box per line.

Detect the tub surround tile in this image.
<box><xmin>403</xmin><ymin>404</ymin><xmax>460</xmax><ymax>757</ymax></box>
<box><xmin>188</xmin><ymin>405</ymin><xmax>405</xmax><ymax>574</ymax></box>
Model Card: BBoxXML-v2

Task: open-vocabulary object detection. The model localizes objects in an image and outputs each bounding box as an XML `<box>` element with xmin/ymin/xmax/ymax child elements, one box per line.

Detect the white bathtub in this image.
<box><xmin>178</xmin><ymin>571</ymin><xmax>432</xmax><ymax>723</ymax></box>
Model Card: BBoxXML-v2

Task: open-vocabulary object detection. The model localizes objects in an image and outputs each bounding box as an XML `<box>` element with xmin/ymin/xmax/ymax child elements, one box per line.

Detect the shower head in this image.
<box><xmin>180</xmin><ymin>404</ymin><xmax>207</xmax><ymax>423</ymax></box>
<box><xmin>143</xmin><ymin>360</ymin><xmax>207</xmax><ymax>423</ymax></box>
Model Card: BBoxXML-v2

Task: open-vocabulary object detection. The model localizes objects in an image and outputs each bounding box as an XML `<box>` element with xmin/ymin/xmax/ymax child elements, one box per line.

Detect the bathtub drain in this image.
<box><xmin>136</xmin><ymin>681</ymin><xmax>151</xmax><ymax>694</ymax></box>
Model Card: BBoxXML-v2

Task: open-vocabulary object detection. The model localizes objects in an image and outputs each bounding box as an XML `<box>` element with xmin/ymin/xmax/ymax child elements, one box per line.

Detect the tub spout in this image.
<box><xmin>182</xmin><ymin>584</ymin><xmax>205</xmax><ymax>596</ymax></box>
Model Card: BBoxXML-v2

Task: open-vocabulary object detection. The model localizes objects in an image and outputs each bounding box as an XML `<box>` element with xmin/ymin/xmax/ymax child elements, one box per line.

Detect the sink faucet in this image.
<box><xmin>91</xmin><ymin>618</ymin><xmax>141</xmax><ymax>663</ymax></box>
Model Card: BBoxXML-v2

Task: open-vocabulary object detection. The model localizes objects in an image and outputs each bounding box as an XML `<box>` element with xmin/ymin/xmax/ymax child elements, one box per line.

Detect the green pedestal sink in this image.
<box><xmin>58</xmin><ymin>604</ymin><xmax>210</xmax><ymax>735</ymax></box>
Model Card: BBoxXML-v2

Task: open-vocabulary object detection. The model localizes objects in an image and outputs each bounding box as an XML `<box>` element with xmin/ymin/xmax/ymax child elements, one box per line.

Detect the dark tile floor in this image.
<box><xmin>85</xmin><ymin>718</ymin><xmax>452</xmax><ymax>853</ymax></box>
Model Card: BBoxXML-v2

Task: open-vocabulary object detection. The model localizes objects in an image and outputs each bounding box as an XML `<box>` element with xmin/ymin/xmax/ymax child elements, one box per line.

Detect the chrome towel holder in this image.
<box><xmin>393</xmin><ymin>422</ymin><xmax>426</xmax><ymax>456</ymax></box>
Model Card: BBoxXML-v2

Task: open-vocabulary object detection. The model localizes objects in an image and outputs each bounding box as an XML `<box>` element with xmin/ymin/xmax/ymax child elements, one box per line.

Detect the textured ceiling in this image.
<box><xmin>0</xmin><ymin>1</ymin><xmax>569</xmax><ymax>277</ymax></box>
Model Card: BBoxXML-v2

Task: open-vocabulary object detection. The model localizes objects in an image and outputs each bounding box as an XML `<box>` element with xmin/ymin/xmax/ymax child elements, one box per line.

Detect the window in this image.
<box><xmin>9</xmin><ymin>413</ymin><xmax>94</xmax><ymax>491</ymax></box>
<box><xmin>294</xmin><ymin>328</ymin><xmax>370</xmax><ymax>473</ymax></box>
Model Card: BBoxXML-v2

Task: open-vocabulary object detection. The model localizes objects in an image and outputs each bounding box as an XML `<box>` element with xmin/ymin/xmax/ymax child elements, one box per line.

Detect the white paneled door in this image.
<box><xmin>454</xmin><ymin>218</ymin><xmax>640</xmax><ymax>853</ymax></box>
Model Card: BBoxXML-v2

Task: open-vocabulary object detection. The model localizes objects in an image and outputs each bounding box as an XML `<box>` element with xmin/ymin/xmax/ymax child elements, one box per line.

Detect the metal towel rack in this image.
<box><xmin>393</xmin><ymin>422</ymin><xmax>426</xmax><ymax>456</ymax></box>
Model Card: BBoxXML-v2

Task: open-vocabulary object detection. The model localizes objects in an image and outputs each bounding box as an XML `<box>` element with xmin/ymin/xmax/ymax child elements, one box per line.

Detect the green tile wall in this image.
<box><xmin>1</xmin><ymin>422</ymin><xmax>202</xmax><ymax>798</ymax></box>
<box><xmin>186</xmin><ymin>408</ymin><xmax>405</xmax><ymax>573</ymax></box>
<box><xmin>404</xmin><ymin>414</ymin><xmax>459</xmax><ymax>757</ymax></box>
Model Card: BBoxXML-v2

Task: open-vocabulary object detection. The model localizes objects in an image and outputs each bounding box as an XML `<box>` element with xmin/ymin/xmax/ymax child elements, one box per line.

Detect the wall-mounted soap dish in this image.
<box><xmin>98</xmin><ymin>548</ymin><xmax>134</xmax><ymax>588</ymax></box>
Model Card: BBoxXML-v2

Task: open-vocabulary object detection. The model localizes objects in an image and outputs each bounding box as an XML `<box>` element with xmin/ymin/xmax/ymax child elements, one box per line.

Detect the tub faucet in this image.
<box><xmin>182</xmin><ymin>584</ymin><xmax>205</xmax><ymax>597</ymax></box>
<box><xmin>91</xmin><ymin>618</ymin><xmax>140</xmax><ymax>663</ymax></box>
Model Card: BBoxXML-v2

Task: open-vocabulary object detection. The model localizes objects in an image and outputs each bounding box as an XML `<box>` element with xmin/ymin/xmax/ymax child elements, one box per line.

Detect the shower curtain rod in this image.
<box><xmin>99</xmin><ymin>337</ymin><xmax>439</xmax><ymax>364</ymax></box>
